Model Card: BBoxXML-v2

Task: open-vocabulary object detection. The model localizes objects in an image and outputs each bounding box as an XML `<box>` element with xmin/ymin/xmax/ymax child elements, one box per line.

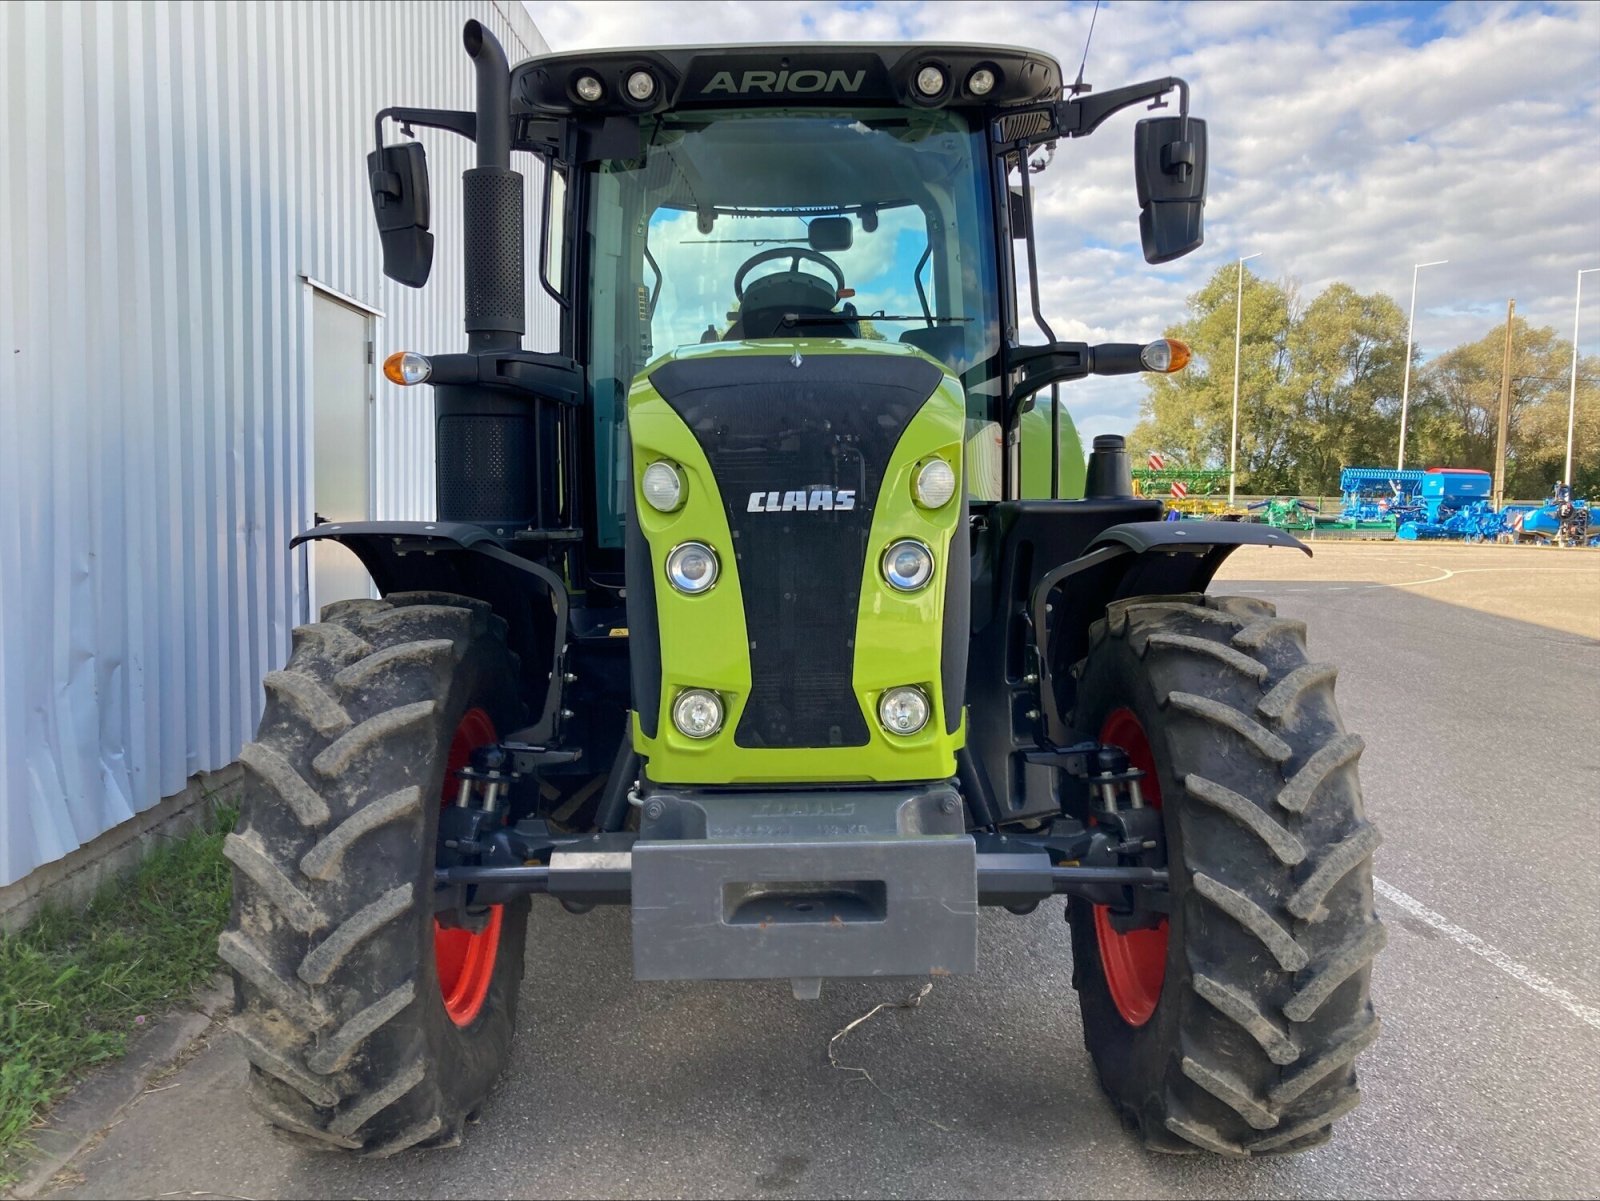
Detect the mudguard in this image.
<box><xmin>292</xmin><ymin>521</ymin><xmax>568</xmax><ymax>741</ymax></box>
<box><xmin>1031</xmin><ymin>520</ymin><xmax>1309</xmax><ymax>746</ymax></box>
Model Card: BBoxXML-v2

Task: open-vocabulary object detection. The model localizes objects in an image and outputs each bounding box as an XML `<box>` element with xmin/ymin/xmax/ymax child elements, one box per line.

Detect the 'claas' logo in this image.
<box><xmin>747</xmin><ymin>489</ymin><xmax>856</xmax><ymax>513</ymax></box>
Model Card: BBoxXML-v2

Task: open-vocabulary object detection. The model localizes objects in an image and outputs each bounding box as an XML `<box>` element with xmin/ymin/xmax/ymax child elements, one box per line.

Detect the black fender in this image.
<box><xmin>1030</xmin><ymin>520</ymin><xmax>1308</xmax><ymax>746</ymax></box>
<box><xmin>293</xmin><ymin>521</ymin><xmax>569</xmax><ymax>741</ymax></box>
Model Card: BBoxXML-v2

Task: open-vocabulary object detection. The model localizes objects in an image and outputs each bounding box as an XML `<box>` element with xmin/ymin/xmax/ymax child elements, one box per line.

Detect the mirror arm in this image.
<box><xmin>1006</xmin><ymin>343</ymin><xmax>1090</xmax><ymax>425</ymax></box>
<box><xmin>372</xmin><ymin>106</ymin><xmax>477</xmax><ymax>159</ymax></box>
<box><xmin>1005</xmin><ymin>342</ymin><xmax>1169</xmax><ymax>424</ymax></box>
<box><xmin>1052</xmin><ymin>76</ymin><xmax>1189</xmax><ymax>140</ymax></box>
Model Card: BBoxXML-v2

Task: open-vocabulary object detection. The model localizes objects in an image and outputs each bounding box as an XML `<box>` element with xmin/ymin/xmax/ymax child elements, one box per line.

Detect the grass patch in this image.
<box><xmin>0</xmin><ymin>804</ymin><xmax>235</xmax><ymax>1181</ymax></box>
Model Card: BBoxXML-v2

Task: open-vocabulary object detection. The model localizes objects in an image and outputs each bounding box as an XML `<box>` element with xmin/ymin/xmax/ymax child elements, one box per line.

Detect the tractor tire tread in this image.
<box><xmin>221</xmin><ymin>593</ymin><xmax>528</xmax><ymax>1154</ymax></box>
<box><xmin>1069</xmin><ymin>591</ymin><xmax>1382</xmax><ymax>1158</ymax></box>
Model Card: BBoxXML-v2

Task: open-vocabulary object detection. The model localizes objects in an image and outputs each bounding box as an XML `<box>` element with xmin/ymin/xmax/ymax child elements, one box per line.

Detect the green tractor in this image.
<box><xmin>222</xmin><ymin>22</ymin><xmax>1383</xmax><ymax>1159</ymax></box>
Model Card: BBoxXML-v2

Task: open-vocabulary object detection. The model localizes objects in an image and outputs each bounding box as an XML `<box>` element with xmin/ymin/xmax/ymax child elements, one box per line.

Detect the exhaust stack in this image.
<box><xmin>461</xmin><ymin>20</ymin><xmax>522</xmax><ymax>352</ymax></box>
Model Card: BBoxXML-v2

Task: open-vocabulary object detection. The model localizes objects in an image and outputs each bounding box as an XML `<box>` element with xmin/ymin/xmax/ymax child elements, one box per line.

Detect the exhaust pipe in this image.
<box><xmin>461</xmin><ymin>20</ymin><xmax>522</xmax><ymax>352</ymax></box>
<box><xmin>463</xmin><ymin>20</ymin><xmax>510</xmax><ymax>168</ymax></box>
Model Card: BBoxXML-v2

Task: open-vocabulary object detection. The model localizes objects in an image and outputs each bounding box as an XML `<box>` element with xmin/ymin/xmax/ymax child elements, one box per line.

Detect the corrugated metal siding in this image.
<box><xmin>0</xmin><ymin>0</ymin><xmax>557</xmax><ymax>885</ymax></box>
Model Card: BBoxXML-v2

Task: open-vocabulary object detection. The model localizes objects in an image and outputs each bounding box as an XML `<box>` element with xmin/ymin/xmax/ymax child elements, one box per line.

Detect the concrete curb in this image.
<box><xmin>1</xmin><ymin>766</ymin><xmax>245</xmax><ymax>934</ymax></box>
<box><xmin>6</xmin><ymin>976</ymin><xmax>234</xmax><ymax>1200</ymax></box>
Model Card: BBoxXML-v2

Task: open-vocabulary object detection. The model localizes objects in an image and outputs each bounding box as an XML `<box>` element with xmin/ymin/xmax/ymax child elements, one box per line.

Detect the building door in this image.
<box><xmin>310</xmin><ymin>290</ymin><xmax>374</xmax><ymax>614</ymax></box>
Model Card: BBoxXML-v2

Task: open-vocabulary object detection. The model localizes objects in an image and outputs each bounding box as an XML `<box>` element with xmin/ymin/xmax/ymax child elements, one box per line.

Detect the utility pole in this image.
<box><xmin>1493</xmin><ymin>299</ymin><xmax>1515</xmax><ymax>511</ymax></box>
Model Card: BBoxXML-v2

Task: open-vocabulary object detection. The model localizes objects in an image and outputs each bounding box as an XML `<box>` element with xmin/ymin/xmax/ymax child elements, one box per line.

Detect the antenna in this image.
<box><xmin>1070</xmin><ymin>0</ymin><xmax>1102</xmax><ymax>97</ymax></box>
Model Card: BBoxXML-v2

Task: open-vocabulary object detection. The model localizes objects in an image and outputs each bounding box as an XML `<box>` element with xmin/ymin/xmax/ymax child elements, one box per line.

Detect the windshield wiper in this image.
<box><xmin>686</xmin><ymin>237</ymin><xmax>808</xmax><ymax>246</ymax></box>
<box><xmin>780</xmin><ymin>312</ymin><xmax>973</xmax><ymax>326</ymax></box>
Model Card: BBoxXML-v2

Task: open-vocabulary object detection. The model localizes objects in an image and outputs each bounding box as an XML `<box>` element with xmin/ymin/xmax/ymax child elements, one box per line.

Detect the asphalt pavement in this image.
<box><xmin>38</xmin><ymin>547</ymin><xmax>1600</xmax><ymax>1200</ymax></box>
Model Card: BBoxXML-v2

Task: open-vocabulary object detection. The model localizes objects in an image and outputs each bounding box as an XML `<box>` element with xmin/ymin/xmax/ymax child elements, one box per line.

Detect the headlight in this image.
<box><xmin>913</xmin><ymin>459</ymin><xmax>957</xmax><ymax>509</ymax></box>
<box><xmin>882</xmin><ymin>539</ymin><xmax>933</xmax><ymax>592</ymax></box>
<box><xmin>878</xmin><ymin>686</ymin><xmax>930</xmax><ymax>736</ymax></box>
<box><xmin>914</xmin><ymin>65</ymin><xmax>946</xmax><ymax>97</ymax></box>
<box><xmin>573</xmin><ymin>74</ymin><xmax>604</xmax><ymax>103</ymax></box>
<box><xmin>967</xmin><ymin>67</ymin><xmax>996</xmax><ymax>96</ymax></box>
<box><xmin>672</xmin><ymin>689</ymin><xmax>724</xmax><ymax>739</ymax></box>
<box><xmin>626</xmin><ymin>70</ymin><xmax>656</xmax><ymax>101</ymax></box>
<box><xmin>641</xmin><ymin>461</ymin><xmax>685</xmax><ymax>512</ymax></box>
<box><xmin>666</xmin><ymin>542</ymin><xmax>719</xmax><ymax>593</ymax></box>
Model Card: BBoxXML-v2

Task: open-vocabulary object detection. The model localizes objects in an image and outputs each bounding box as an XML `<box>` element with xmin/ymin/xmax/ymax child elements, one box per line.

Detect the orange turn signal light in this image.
<box><xmin>1140</xmin><ymin>338</ymin><xmax>1191</xmax><ymax>374</ymax></box>
<box><xmin>383</xmin><ymin>350</ymin><xmax>431</xmax><ymax>386</ymax></box>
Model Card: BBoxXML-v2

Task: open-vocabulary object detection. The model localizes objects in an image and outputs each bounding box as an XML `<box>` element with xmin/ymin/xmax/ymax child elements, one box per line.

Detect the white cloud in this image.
<box><xmin>524</xmin><ymin>0</ymin><xmax>1600</xmax><ymax>440</ymax></box>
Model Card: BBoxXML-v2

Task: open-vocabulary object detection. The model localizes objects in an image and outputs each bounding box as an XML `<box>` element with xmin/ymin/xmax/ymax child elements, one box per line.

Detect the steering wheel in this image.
<box><xmin>733</xmin><ymin>247</ymin><xmax>847</xmax><ymax>303</ymax></box>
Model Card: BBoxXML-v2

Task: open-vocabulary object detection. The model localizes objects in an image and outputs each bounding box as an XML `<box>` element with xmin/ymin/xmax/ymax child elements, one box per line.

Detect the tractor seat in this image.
<box><xmin>725</xmin><ymin>272</ymin><xmax>859</xmax><ymax>341</ymax></box>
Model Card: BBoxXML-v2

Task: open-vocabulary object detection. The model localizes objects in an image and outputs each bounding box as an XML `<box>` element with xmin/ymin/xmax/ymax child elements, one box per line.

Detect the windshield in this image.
<box><xmin>585</xmin><ymin>107</ymin><xmax>1000</xmax><ymax>544</ymax></box>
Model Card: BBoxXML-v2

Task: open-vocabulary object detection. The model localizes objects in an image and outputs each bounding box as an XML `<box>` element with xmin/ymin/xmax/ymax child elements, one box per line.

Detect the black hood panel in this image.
<box><xmin>650</xmin><ymin>352</ymin><xmax>943</xmax><ymax>749</ymax></box>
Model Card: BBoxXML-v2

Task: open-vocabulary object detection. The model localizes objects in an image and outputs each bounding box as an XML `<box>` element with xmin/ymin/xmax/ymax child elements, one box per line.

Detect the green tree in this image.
<box><xmin>1129</xmin><ymin>264</ymin><xmax>1296</xmax><ymax>486</ymax></box>
<box><xmin>1409</xmin><ymin>318</ymin><xmax>1600</xmax><ymax>498</ymax></box>
<box><xmin>1281</xmin><ymin>283</ymin><xmax>1409</xmax><ymax>493</ymax></box>
<box><xmin>1130</xmin><ymin>269</ymin><xmax>1600</xmax><ymax>501</ymax></box>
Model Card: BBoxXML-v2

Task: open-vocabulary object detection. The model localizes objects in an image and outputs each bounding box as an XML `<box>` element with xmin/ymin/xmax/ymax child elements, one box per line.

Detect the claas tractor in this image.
<box><xmin>221</xmin><ymin>21</ymin><xmax>1383</xmax><ymax>1160</ymax></box>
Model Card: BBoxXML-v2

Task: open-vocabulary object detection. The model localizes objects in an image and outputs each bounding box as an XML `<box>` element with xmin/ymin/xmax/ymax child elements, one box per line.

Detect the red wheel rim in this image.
<box><xmin>1093</xmin><ymin>707</ymin><xmax>1168</xmax><ymax>1027</ymax></box>
<box><xmin>434</xmin><ymin>707</ymin><xmax>502</xmax><ymax>1028</ymax></box>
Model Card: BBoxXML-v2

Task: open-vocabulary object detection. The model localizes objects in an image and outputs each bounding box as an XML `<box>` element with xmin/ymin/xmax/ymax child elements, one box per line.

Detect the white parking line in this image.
<box><xmin>1374</xmin><ymin>878</ymin><xmax>1600</xmax><ymax>1031</ymax></box>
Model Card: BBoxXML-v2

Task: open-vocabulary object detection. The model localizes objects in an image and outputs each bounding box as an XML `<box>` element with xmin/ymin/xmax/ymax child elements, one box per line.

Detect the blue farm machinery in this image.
<box><xmin>1395</xmin><ymin>468</ymin><xmax>1506</xmax><ymax>541</ymax></box>
<box><xmin>1314</xmin><ymin>467</ymin><xmax>1426</xmax><ymax>538</ymax></box>
<box><xmin>1503</xmin><ymin>485</ymin><xmax>1596</xmax><ymax>547</ymax></box>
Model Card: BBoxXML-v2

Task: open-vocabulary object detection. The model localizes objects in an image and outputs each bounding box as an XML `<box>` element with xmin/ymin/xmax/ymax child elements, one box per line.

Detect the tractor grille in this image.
<box><xmin>650</xmin><ymin>354</ymin><xmax>942</xmax><ymax>749</ymax></box>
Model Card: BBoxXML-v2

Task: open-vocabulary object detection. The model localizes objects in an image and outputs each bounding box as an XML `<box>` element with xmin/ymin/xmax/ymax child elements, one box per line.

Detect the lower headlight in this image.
<box><xmin>666</xmin><ymin>542</ymin><xmax>719</xmax><ymax>593</ymax></box>
<box><xmin>672</xmin><ymin>689</ymin><xmax>724</xmax><ymax>739</ymax></box>
<box><xmin>882</xmin><ymin>539</ymin><xmax>934</xmax><ymax>592</ymax></box>
<box><xmin>878</xmin><ymin>686</ymin><xmax>930</xmax><ymax>736</ymax></box>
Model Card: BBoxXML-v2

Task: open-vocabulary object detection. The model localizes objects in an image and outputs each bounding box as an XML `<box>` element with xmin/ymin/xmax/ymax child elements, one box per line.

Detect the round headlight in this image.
<box><xmin>882</xmin><ymin>539</ymin><xmax>934</xmax><ymax>592</ymax></box>
<box><xmin>879</xmin><ymin>686</ymin><xmax>930</xmax><ymax>736</ymax></box>
<box><xmin>672</xmin><ymin>689</ymin><xmax>724</xmax><ymax>739</ymax></box>
<box><xmin>641</xmin><ymin>461</ymin><xmax>685</xmax><ymax>512</ymax></box>
<box><xmin>914</xmin><ymin>65</ymin><xmax>946</xmax><ymax>97</ymax></box>
<box><xmin>666</xmin><ymin>542</ymin><xmax>719</xmax><ymax>593</ymax></box>
<box><xmin>626</xmin><ymin>70</ymin><xmax>656</xmax><ymax>101</ymax></box>
<box><xmin>913</xmin><ymin>459</ymin><xmax>957</xmax><ymax>509</ymax></box>
<box><xmin>574</xmin><ymin>74</ymin><xmax>604</xmax><ymax>103</ymax></box>
<box><xmin>967</xmin><ymin>67</ymin><xmax>996</xmax><ymax>97</ymax></box>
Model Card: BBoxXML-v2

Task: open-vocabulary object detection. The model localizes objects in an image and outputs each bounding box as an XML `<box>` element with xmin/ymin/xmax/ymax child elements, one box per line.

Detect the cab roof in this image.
<box><xmin>511</xmin><ymin>43</ymin><xmax>1063</xmax><ymax>118</ymax></box>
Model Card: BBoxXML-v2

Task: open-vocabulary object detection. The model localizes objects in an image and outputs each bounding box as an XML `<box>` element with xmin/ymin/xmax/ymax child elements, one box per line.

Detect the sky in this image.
<box><xmin>522</xmin><ymin>0</ymin><xmax>1600</xmax><ymax>442</ymax></box>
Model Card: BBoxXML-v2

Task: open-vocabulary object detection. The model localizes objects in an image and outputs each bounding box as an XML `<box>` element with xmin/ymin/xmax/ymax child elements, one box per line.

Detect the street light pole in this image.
<box><xmin>1565</xmin><ymin>268</ymin><xmax>1599</xmax><ymax>489</ymax></box>
<box><xmin>1396</xmin><ymin>259</ymin><xmax>1448</xmax><ymax>470</ymax></box>
<box><xmin>1229</xmin><ymin>252</ymin><xmax>1261</xmax><ymax>508</ymax></box>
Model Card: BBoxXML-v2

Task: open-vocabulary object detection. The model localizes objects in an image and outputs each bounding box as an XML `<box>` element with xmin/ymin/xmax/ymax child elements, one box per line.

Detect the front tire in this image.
<box><xmin>1067</xmin><ymin>593</ymin><xmax>1384</xmax><ymax>1157</ymax></box>
<box><xmin>220</xmin><ymin>593</ymin><xmax>529</xmax><ymax>1155</ymax></box>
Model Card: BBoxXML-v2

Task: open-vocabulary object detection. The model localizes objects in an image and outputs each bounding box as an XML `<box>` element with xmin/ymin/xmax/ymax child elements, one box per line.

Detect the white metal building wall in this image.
<box><xmin>0</xmin><ymin>0</ymin><xmax>558</xmax><ymax>885</ymax></box>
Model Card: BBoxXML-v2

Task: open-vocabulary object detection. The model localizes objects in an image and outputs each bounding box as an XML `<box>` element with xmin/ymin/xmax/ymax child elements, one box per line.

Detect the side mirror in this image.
<box><xmin>1134</xmin><ymin>116</ymin><xmax>1206</xmax><ymax>264</ymax></box>
<box><xmin>368</xmin><ymin>141</ymin><xmax>433</xmax><ymax>287</ymax></box>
